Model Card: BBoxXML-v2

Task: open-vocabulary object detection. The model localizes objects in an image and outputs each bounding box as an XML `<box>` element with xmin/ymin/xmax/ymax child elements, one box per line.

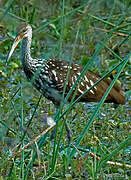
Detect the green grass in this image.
<box><xmin>0</xmin><ymin>0</ymin><xmax>131</xmax><ymax>179</ymax></box>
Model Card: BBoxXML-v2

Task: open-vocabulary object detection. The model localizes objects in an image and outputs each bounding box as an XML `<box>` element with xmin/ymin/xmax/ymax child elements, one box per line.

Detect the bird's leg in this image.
<box><xmin>113</xmin><ymin>103</ymin><xmax>119</xmax><ymax>108</ymax></box>
<box><xmin>50</xmin><ymin>107</ymin><xmax>72</xmax><ymax>143</ymax></box>
<box><xmin>50</xmin><ymin>108</ymin><xmax>59</xmax><ymax>140</ymax></box>
<box><xmin>65</xmin><ymin>121</ymin><xmax>72</xmax><ymax>142</ymax></box>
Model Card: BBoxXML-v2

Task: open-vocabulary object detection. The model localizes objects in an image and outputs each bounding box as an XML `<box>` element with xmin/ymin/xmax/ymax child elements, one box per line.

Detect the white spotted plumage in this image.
<box><xmin>78</xmin><ymin>88</ymin><xmax>84</xmax><ymax>94</ymax></box>
<box><xmin>7</xmin><ymin>24</ymin><xmax>125</xmax><ymax>107</ymax></box>
<box><xmin>90</xmin><ymin>89</ymin><xmax>95</xmax><ymax>94</ymax></box>
<box><xmin>90</xmin><ymin>80</ymin><xmax>94</xmax><ymax>86</ymax></box>
<box><xmin>84</xmin><ymin>75</ymin><xmax>89</xmax><ymax>83</ymax></box>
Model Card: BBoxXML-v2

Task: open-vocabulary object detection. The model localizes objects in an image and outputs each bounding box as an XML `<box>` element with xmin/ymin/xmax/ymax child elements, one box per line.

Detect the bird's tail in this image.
<box><xmin>106</xmin><ymin>80</ymin><xmax>126</xmax><ymax>105</ymax></box>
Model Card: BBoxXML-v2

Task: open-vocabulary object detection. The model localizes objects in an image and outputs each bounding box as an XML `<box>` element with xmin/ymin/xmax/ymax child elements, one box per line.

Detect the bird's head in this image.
<box><xmin>6</xmin><ymin>24</ymin><xmax>32</xmax><ymax>63</ymax></box>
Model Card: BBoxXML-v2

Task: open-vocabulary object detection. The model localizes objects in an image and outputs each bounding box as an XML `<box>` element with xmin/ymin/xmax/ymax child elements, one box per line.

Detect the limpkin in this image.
<box><xmin>6</xmin><ymin>24</ymin><xmax>125</xmax><ymax>138</ymax></box>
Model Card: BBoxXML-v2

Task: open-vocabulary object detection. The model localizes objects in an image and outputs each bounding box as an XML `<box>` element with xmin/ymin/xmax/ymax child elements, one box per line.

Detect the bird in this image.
<box><xmin>6</xmin><ymin>24</ymin><xmax>125</xmax><ymax>139</ymax></box>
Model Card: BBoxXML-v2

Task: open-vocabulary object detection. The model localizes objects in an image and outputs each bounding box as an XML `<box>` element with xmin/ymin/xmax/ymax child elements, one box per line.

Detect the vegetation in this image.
<box><xmin>0</xmin><ymin>0</ymin><xmax>130</xmax><ymax>179</ymax></box>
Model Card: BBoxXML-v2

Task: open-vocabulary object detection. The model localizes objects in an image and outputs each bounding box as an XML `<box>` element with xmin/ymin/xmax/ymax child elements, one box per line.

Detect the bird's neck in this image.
<box><xmin>21</xmin><ymin>36</ymin><xmax>32</xmax><ymax>66</ymax></box>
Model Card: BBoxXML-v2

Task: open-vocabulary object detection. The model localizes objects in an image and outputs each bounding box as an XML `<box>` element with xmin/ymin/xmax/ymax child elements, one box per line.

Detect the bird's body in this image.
<box><xmin>7</xmin><ymin>24</ymin><xmax>126</xmax><ymax>107</ymax></box>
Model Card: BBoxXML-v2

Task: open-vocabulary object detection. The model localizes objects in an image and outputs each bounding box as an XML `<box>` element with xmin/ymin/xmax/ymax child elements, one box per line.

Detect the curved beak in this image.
<box><xmin>6</xmin><ymin>34</ymin><xmax>24</xmax><ymax>64</ymax></box>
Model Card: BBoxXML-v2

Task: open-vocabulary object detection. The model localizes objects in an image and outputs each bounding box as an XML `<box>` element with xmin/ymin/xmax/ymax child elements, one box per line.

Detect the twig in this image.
<box><xmin>94</xmin><ymin>27</ymin><xmax>128</xmax><ymax>37</ymax></box>
<box><xmin>71</xmin><ymin>145</ymin><xmax>131</xmax><ymax>169</ymax></box>
<box><xmin>106</xmin><ymin>160</ymin><xmax>131</xmax><ymax>169</ymax></box>
<box><xmin>9</xmin><ymin>123</ymin><xmax>131</xmax><ymax>169</ymax></box>
<box><xmin>87</xmin><ymin>151</ymin><xmax>131</xmax><ymax>169</ymax></box>
<box><xmin>9</xmin><ymin>123</ymin><xmax>56</xmax><ymax>160</ymax></box>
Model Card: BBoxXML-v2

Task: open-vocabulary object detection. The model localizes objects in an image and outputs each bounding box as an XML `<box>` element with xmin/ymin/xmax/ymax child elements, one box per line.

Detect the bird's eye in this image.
<box><xmin>21</xmin><ymin>29</ymin><xmax>27</xmax><ymax>35</ymax></box>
